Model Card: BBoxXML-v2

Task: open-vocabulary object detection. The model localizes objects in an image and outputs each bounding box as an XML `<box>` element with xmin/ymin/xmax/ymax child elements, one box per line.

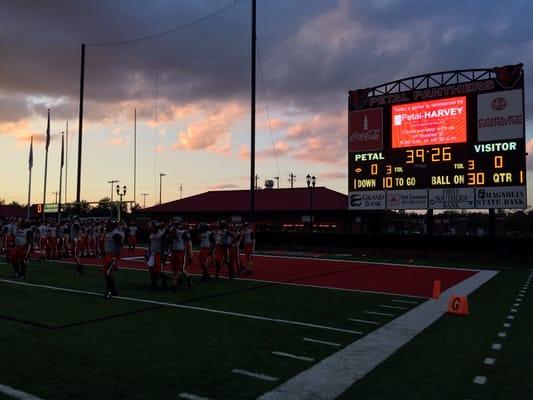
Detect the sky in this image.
<box><xmin>1</xmin><ymin>0</ymin><xmax>533</xmax><ymax>207</ymax></box>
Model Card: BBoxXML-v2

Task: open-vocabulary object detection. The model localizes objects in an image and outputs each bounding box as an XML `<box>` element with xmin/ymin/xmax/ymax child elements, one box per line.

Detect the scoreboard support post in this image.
<box><xmin>426</xmin><ymin>209</ymin><xmax>434</xmax><ymax>237</ymax></box>
<box><xmin>488</xmin><ymin>209</ymin><xmax>496</xmax><ymax>238</ymax></box>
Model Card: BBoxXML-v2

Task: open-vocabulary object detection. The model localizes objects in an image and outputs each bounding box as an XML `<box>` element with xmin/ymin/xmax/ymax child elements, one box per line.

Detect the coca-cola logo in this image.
<box><xmin>350</xmin><ymin>129</ymin><xmax>380</xmax><ymax>142</ymax></box>
<box><xmin>491</xmin><ymin>96</ymin><xmax>507</xmax><ymax>111</ymax></box>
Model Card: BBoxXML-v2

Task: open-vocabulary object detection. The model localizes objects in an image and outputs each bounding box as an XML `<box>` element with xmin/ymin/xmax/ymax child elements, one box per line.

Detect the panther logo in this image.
<box><xmin>349</xmin><ymin>88</ymin><xmax>370</xmax><ymax>110</ymax></box>
<box><xmin>493</xmin><ymin>63</ymin><xmax>523</xmax><ymax>89</ymax></box>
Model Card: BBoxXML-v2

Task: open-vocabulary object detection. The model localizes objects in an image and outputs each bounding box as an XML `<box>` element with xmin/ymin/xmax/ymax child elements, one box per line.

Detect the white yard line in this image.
<box><xmin>178</xmin><ymin>393</ymin><xmax>212</xmax><ymax>400</ymax></box>
<box><xmin>303</xmin><ymin>338</ymin><xmax>341</xmax><ymax>347</ymax></box>
<box><xmin>491</xmin><ymin>343</ymin><xmax>502</xmax><ymax>350</ymax></box>
<box><xmin>483</xmin><ymin>357</ymin><xmax>495</xmax><ymax>365</ymax></box>
<box><xmin>0</xmin><ymin>383</ymin><xmax>43</xmax><ymax>400</ymax></box>
<box><xmin>364</xmin><ymin>311</ymin><xmax>395</xmax><ymax>317</ymax></box>
<box><xmin>0</xmin><ymin>279</ymin><xmax>360</xmax><ymax>335</ymax></box>
<box><xmin>378</xmin><ymin>304</ymin><xmax>408</xmax><ymax>310</ymax></box>
<box><xmin>391</xmin><ymin>299</ymin><xmax>419</xmax><ymax>305</ymax></box>
<box><xmin>272</xmin><ymin>351</ymin><xmax>314</xmax><ymax>362</ymax></box>
<box><xmin>348</xmin><ymin>318</ymin><xmax>380</xmax><ymax>326</ymax></box>
<box><xmin>258</xmin><ymin>269</ymin><xmax>497</xmax><ymax>400</ymax></box>
<box><xmin>232</xmin><ymin>369</ymin><xmax>278</xmax><ymax>382</ymax></box>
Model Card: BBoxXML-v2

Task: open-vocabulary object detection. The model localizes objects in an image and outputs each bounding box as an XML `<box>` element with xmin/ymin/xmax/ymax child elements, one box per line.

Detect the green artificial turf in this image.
<box><xmin>0</xmin><ymin>259</ymin><xmax>409</xmax><ymax>399</ymax></box>
<box><xmin>338</xmin><ymin>266</ymin><xmax>532</xmax><ymax>400</ymax></box>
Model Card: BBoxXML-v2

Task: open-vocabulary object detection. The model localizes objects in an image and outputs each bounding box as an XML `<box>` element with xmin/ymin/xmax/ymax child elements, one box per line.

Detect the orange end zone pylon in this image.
<box><xmin>447</xmin><ymin>295</ymin><xmax>470</xmax><ymax>316</ymax></box>
<box><xmin>432</xmin><ymin>280</ymin><xmax>441</xmax><ymax>299</ymax></box>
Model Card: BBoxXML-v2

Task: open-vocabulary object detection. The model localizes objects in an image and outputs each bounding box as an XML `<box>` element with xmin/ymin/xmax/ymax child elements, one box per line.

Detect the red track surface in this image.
<box><xmin>68</xmin><ymin>248</ymin><xmax>476</xmax><ymax>298</ymax></box>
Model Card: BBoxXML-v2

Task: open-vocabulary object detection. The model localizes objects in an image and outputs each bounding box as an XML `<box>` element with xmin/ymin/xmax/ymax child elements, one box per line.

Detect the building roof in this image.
<box><xmin>0</xmin><ymin>205</ymin><xmax>26</xmax><ymax>218</ymax></box>
<box><xmin>143</xmin><ymin>187</ymin><xmax>347</xmax><ymax>214</ymax></box>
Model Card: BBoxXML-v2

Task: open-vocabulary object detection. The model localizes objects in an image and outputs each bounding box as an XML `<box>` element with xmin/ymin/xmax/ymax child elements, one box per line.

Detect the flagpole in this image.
<box><xmin>65</xmin><ymin>120</ymin><xmax>68</xmax><ymax>205</ymax></box>
<box><xmin>42</xmin><ymin>109</ymin><xmax>50</xmax><ymax>222</ymax></box>
<box><xmin>58</xmin><ymin>132</ymin><xmax>64</xmax><ymax>224</ymax></box>
<box><xmin>27</xmin><ymin>136</ymin><xmax>33</xmax><ymax>220</ymax></box>
<box><xmin>134</xmin><ymin>108</ymin><xmax>137</xmax><ymax>207</ymax></box>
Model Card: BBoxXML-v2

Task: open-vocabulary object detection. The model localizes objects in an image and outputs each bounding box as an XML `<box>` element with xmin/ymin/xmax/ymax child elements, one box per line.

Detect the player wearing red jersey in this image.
<box><xmin>10</xmin><ymin>220</ymin><xmax>33</xmax><ymax>279</ymax></box>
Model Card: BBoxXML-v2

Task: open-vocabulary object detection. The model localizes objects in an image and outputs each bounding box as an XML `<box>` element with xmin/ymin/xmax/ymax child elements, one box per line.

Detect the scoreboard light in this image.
<box><xmin>348</xmin><ymin>64</ymin><xmax>526</xmax><ymax>210</ymax></box>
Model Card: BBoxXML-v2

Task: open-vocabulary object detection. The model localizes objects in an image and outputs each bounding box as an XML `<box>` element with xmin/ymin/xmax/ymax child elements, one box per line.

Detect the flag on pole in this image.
<box><xmin>28</xmin><ymin>136</ymin><xmax>34</xmax><ymax>170</ymax></box>
<box><xmin>60</xmin><ymin>132</ymin><xmax>64</xmax><ymax>167</ymax></box>
<box><xmin>45</xmin><ymin>109</ymin><xmax>50</xmax><ymax>150</ymax></box>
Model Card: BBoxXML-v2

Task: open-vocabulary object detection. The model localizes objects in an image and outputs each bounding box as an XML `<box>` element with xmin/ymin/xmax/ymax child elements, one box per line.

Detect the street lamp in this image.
<box><xmin>141</xmin><ymin>193</ymin><xmax>149</xmax><ymax>208</ymax></box>
<box><xmin>306</xmin><ymin>174</ymin><xmax>316</xmax><ymax>232</ymax></box>
<box><xmin>159</xmin><ymin>173</ymin><xmax>166</xmax><ymax>204</ymax></box>
<box><xmin>108</xmin><ymin>179</ymin><xmax>119</xmax><ymax>218</ymax></box>
<box><xmin>116</xmin><ymin>185</ymin><xmax>127</xmax><ymax>222</ymax></box>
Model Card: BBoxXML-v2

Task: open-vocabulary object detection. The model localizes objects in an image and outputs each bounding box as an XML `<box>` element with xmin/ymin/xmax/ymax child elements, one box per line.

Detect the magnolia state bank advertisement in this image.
<box><xmin>391</xmin><ymin>96</ymin><xmax>467</xmax><ymax>148</ymax></box>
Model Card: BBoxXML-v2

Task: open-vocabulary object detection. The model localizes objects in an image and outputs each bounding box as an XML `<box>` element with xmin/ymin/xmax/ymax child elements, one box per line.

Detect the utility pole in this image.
<box><xmin>255</xmin><ymin>174</ymin><xmax>259</xmax><ymax>190</ymax></box>
<box><xmin>274</xmin><ymin>176</ymin><xmax>279</xmax><ymax>189</ymax></box>
<box><xmin>76</xmin><ymin>43</ymin><xmax>85</xmax><ymax>212</ymax></box>
<box><xmin>179</xmin><ymin>183</ymin><xmax>183</xmax><ymax>199</ymax></box>
<box><xmin>249</xmin><ymin>0</ymin><xmax>256</xmax><ymax>223</ymax></box>
<box><xmin>52</xmin><ymin>191</ymin><xmax>59</xmax><ymax>204</ymax></box>
<box><xmin>289</xmin><ymin>172</ymin><xmax>296</xmax><ymax>188</ymax></box>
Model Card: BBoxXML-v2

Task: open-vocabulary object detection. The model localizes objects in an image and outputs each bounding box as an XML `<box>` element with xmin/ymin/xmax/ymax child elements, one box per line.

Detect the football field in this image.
<box><xmin>0</xmin><ymin>252</ymin><xmax>530</xmax><ymax>400</ymax></box>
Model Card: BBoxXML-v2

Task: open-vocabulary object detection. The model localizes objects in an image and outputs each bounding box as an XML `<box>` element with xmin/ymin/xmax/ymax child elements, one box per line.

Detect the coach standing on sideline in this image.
<box><xmin>102</xmin><ymin>219</ymin><xmax>123</xmax><ymax>298</ymax></box>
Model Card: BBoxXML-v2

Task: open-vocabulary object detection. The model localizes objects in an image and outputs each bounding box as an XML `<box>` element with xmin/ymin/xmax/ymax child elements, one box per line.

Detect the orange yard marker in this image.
<box><xmin>432</xmin><ymin>280</ymin><xmax>441</xmax><ymax>299</ymax></box>
<box><xmin>447</xmin><ymin>295</ymin><xmax>470</xmax><ymax>316</ymax></box>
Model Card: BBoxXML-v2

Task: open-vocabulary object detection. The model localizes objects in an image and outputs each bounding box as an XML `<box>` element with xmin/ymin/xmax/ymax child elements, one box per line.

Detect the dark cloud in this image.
<box><xmin>0</xmin><ymin>0</ymin><xmax>532</xmax><ymax>126</ymax></box>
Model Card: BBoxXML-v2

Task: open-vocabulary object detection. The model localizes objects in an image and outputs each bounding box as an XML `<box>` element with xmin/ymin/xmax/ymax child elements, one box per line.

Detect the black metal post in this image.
<box><xmin>76</xmin><ymin>43</ymin><xmax>85</xmax><ymax>211</ymax></box>
<box><xmin>489</xmin><ymin>208</ymin><xmax>496</xmax><ymax>238</ymax></box>
<box><xmin>426</xmin><ymin>208</ymin><xmax>434</xmax><ymax>236</ymax></box>
<box><xmin>310</xmin><ymin>187</ymin><xmax>313</xmax><ymax>232</ymax></box>
<box><xmin>249</xmin><ymin>0</ymin><xmax>256</xmax><ymax>223</ymax></box>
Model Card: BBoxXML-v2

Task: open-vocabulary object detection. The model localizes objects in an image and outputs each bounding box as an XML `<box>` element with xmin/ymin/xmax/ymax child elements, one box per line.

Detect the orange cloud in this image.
<box><xmin>207</xmin><ymin>183</ymin><xmax>241</xmax><ymax>190</ymax></box>
<box><xmin>172</xmin><ymin>102</ymin><xmax>245</xmax><ymax>154</ymax></box>
<box><xmin>109</xmin><ymin>137</ymin><xmax>127</xmax><ymax>146</ymax></box>
<box><xmin>256</xmin><ymin>140</ymin><xmax>292</xmax><ymax>159</ymax></box>
<box><xmin>284</xmin><ymin>113</ymin><xmax>345</xmax><ymax>164</ymax></box>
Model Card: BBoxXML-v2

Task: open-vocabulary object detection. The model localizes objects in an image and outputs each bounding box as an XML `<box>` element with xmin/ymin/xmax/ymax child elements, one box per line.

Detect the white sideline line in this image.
<box><xmin>348</xmin><ymin>318</ymin><xmax>380</xmax><ymax>326</ymax></box>
<box><xmin>258</xmin><ymin>269</ymin><xmax>497</xmax><ymax>400</ymax></box>
<box><xmin>0</xmin><ymin>383</ymin><xmax>43</xmax><ymax>400</ymax></box>
<box><xmin>179</xmin><ymin>393</ymin><xmax>212</xmax><ymax>400</ymax></box>
<box><xmin>391</xmin><ymin>299</ymin><xmax>418</xmax><ymax>305</ymax></box>
<box><xmin>232</xmin><ymin>369</ymin><xmax>278</xmax><ymax>382</ymax></box>
<box><xmin>272</xmin><ymin>351</ymin><xmax>314</xmax><ymax>362</ymax></box>
<box><xmin>483</xmin><ymin>357</ymin><xmax>495</xmax><ymax>366</ymax></box>
<box><xmin>379</xmin><ymin>304</ymin><xmax>408</xmax><ymax>310</ymax></box>
<box><xmin>364</xmin><ymin>311</ymin><xmax>395</xmax><ymax>317</ymax></box>
<box><xmin>0</xmin><ymin>278</ymin><xmax>360</xmax><ymax>335</ymax></box>
<box><xmin>303</xmin><ymin>338</ymin><xmax>341</xmax><ymax>347</ymax></box>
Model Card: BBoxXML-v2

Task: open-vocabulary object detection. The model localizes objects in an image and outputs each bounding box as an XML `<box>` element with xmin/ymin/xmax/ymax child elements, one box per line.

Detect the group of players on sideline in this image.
<box><xmin>0</xmin><ymin>216</ymin><xmax>255</xmax><ymax>298</ymax></box>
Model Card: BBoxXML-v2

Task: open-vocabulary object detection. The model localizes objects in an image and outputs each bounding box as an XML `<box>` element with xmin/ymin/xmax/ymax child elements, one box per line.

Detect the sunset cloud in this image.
<box><xmin>172</xmin><ymin>102</ymin><xmax>245</xmax><ymax>154</ymax></box>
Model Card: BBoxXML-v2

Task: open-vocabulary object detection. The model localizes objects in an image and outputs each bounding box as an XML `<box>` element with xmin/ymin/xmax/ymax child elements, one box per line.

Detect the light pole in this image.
<box><xmin>116</xmin><ymin>185</ymin><xmax>127</xmax><ymax>222</ymax></box>
<box><xmin>159</xmin><ymin>173</ymin><xmax>166</xmax><ymax>204</ymax></box>
<box><xmin>141</xmin><ymin>193</ymin><xmax>149</xmax><ymax>208</ymax></box>
<box><xmin>306</xmin><ymin>174</ymin><xmax>316</xmax><ymax>232</ymax></box>
<box><xmin>108</xmin><ymin>179</ymin><xmax>119</xmax><ymax>218</ymax></box>
<box><xmin>52</xmin><ymin>191</ymin><xmax>59</xmax><ymax>204</ymax></box>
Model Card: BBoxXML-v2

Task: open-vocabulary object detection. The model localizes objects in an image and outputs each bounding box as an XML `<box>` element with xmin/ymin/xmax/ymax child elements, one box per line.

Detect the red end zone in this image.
<box><xmin>79</xmin><ymin>249</ymin><xmax>477</xmax><ymax>298</ymax></box>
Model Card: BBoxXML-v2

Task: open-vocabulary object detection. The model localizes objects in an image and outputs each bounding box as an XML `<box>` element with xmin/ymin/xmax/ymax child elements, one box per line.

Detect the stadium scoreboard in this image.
<box><xmin>348</xmin><ymin>64</ymin><xmax>526</xmax><ymax>210</ymax></box>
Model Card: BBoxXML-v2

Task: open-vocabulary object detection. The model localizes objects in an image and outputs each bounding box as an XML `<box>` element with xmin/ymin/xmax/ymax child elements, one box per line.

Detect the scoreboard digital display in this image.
<box><xmin>348</xmin><ymin>64</ymin><xmax>527</xmax><ymax>210</ymax></box>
